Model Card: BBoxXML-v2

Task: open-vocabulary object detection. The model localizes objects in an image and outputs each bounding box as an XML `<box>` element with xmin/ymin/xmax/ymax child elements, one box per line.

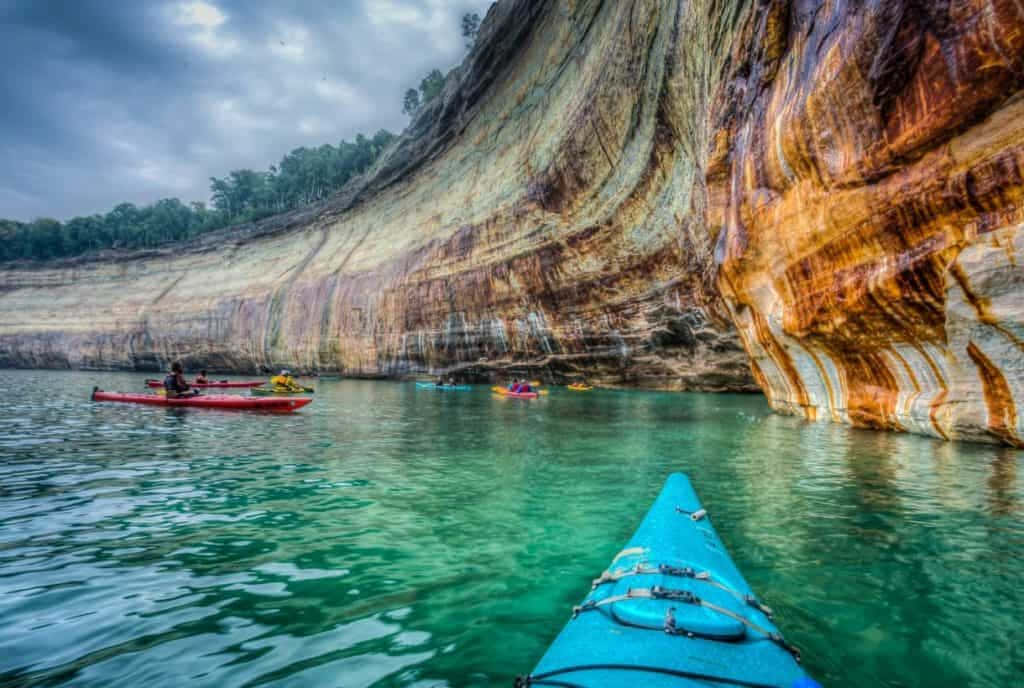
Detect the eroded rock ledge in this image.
<box><xmin>2</xmin><ymin>0</ymin><xmax>1024</xmax><ymax>444</ymax></box>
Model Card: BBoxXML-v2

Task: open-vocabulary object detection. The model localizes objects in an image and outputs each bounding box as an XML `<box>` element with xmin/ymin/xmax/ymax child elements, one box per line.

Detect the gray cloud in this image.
<box><xmin>0</xmin><ymin>0</ymin><xmax>491</xmax><ymax>220</ymax></box>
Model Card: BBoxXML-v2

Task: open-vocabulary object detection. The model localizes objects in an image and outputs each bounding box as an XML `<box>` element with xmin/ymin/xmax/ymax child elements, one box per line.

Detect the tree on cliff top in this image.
<box><xmin>461</xmin><ymin>12</ymin><xmax>481</xmax><ymax>50</ymax></box>
<box><xmin>419</xmin><ymin>69</ymin><xmax>445</xmax><ymax>104</ymax></box>
<box><xmin>402</xmin><ymin>68</ymin><xmax>446</xmax><ymax>120</ymax></box>
<box><xmin>403</xmin><ymin>88</ymin><xmax>421</xmax><ymax>117</ymax></box>
<box><xmin>402</xmin><ymin>11</ymin><xmax>480</xmax><ymax>119</ymax></box>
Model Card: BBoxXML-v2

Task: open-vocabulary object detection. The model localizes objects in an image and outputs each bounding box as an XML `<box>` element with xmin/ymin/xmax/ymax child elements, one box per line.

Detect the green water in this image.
<box><xmin>1</xmin><ymin>370</ymin><xmax>1022</xmax><ymax>687</ymax></box>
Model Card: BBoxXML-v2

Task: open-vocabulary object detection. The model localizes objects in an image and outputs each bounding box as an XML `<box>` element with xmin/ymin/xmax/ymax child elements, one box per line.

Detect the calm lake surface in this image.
<box><xmin>1</xmin><ymin>369</ymin><xmax>1021</xmax><ymax>687</ymax></box>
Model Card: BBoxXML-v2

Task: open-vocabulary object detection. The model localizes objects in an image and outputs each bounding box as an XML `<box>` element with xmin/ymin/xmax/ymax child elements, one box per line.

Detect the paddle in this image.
<box><xmin>155</xmin><ymin>388</ymin><xmax>202</xmax><ymax>398</ymax></box>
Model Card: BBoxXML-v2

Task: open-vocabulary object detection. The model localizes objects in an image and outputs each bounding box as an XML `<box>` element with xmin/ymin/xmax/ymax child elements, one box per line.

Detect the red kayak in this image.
<box><xmin>145</xmin><ymin>379</ymin><xmax>265</xmax><ymax>389</ymax></box>
<box><xmin>92</xmin><ymin>388</ymin><xmax>312</xmax><ymax>412</ymax></box>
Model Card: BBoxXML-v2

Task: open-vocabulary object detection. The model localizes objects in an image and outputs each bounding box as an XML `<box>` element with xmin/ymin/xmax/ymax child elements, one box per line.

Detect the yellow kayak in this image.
<box><xmin>567</xmin><ymin>383</ymin><xmax>593</xmax><ymax>391</ymax></box>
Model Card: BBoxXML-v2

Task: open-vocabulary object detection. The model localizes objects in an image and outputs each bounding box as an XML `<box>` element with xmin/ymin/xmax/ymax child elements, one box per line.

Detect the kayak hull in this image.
<box><xmin>92</xmin><ymin>389</ymin><xmax>312</xmax><ymax>412</ymax></box>
<box><xmin>416</xmin><ymin>382</ymin><xmax>472</xmax><ymax>391</ymax></box>
<box><xmin>521</xmin><ymin>473</ymin><xmax>819</xmax><ymax>688</ymax></box>
<box><xmin>250</xmin><ymin>386</ymin><xmax>315</xmax><ymax>396</ymax></box>
<box><xmin>567</xmin><ymin>384</ymin><xmax>593</xmax><ymax>391</ymax></box>
<box><xmin>145</xmin><ymin>379</ymin><xmax>265</xmax><ymax>389</ymax></box>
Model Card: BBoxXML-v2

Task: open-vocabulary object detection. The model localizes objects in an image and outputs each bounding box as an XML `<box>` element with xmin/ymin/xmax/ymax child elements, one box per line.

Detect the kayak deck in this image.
<box><xmin>520</xmin><ymin>473</ymin><xmax>819</xmax><ymax>688</ymax></box>
<box><xmin>92</xmin><ymin>388</ymin><xmax>312</xmax><ymax>412</ymax></box>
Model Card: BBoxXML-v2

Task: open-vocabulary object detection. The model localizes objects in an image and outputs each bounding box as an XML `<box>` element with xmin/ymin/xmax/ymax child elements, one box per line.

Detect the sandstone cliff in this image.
<box><xmin>0</xmin><ymin>0</ymin><xmax>755</xmax><ymax>392</ymax></box>
<box><xmin>2</xmin><ymin>0</ymin><xmax>1023</xmax><ymax>445</ymax></box>
<box><xmin>710</xmin><ymin>0</ymin><xmax>1024</xmax><ymax>446</ymax></box>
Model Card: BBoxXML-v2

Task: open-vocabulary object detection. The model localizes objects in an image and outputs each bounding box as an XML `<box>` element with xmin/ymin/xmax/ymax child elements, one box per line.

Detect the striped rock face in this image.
<box><xmin>0</xmin><ymin>0</ymin><xmax>758</xmax><ymax>393</ymax></box>
<box><xmin>710</xmin><ymin>1</ymin><xmax>1024</xmax><ymax>445</ymax></box>
<box><xmin>2</xmin><ymin>0</ymin><xmax>1024</xmax><ymax>445</ymax></box>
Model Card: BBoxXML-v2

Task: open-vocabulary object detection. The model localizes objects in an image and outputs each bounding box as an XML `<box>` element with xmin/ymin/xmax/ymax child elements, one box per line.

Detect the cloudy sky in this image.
<box><xmin>0</xmin><ymin>0</ymin><xmax>492</xmax><ymax>221</ymax></box>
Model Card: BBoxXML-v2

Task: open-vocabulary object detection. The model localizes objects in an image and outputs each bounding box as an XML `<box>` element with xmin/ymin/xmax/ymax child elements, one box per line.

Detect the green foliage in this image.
<box><xmin>402</xmin><ymin>12</ymin><xmax>479</xmax><ymax>118</ymax></box>
<box><xmin>0</xmin><ymin>129</ymin><xmax>396</xmax><ymax>262</ymax></box>
<box><xmin>403</xmin><ymin>88</ymin><xmax>421</xmax><ymax>116</ymax></box>
<box><xmin>461</xmin><ymin>12</ymin><xmax>481</xmax><ymax>49</ymax></box>
<box><xmin>419</xmin><ymin>69</ymin><xmax>445</xmax><ymax>104</ymax></box>
<box><xmin>403</xmin><ymin>12</ymin><xmax>479</xmax><ymax>117</ymax></box>
<box><xmin>403</xmin><ymin>68</ymin><xmax>446</xmax><ymax>119</ymax></box>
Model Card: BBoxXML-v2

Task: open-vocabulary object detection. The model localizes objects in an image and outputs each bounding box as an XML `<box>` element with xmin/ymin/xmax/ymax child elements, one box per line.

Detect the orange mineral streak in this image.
<box><xmin>966</xmin><ymin>342</ymin><xmax>1023</xmax><ymax>447</ymax></box>
<box><xmin>834</xmin><ymin>349</ymin><xmax>902</xmax><ymax>431</ymax></box>
<box><xmin>929</xmin><ymin>388</ymin><xmax>951</xmax><ymax>441</ymax></box>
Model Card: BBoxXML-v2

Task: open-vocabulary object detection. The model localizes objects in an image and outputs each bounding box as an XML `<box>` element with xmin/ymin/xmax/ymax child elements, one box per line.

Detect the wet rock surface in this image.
<box><xmin>2</xmin><ymin>0</ymin><xmax>1024</xmax><ymax>443</ymax></box>
<box><xmin>711</xmin><ymin>0</ymin><xmax>1024</xmax><ymax>445</ymax></box>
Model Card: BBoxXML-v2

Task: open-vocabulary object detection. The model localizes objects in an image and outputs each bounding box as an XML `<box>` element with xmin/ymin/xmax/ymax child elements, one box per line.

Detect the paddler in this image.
<box><xmin>195</xmin><ymin>370</ymin><xmax>209</xmax><ymax>384</ymax></box>
<box><xmin>164</xmin><ymin>361</ymin><xmax>199</xmax><ymax>398</ymax></box>
<box><xmin>270</xmin><ymin>369</ymin><xmax>300</xmax><ymax>391</ymax></box>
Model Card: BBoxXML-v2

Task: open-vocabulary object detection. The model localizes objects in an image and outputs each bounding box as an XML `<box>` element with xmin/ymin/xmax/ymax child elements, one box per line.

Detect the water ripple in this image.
<box><xmin>0</xmin><ymin>371</ymin><xmax>1021</xmax><ymax>687</ymax></box>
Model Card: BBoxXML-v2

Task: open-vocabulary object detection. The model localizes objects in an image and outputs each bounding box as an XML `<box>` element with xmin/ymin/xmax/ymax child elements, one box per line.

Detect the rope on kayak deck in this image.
<box><xmin>572</xmin><ymin>586</ymin><xmax>802</xmax><ymax>662</ymax></box>
<box><xmin>608</xmin><ymin>546</ymin><xmax>646</xmax><ymax>565</ymax></box>
<box><xmin>514</xmin><ymin>663</ymin><xmax>784</xmax><ymax>688</ymax></box>
<box><xmin>591</xmin><ymin>562</ymin><xmax>775</xmax><ymax>619</ymax></box>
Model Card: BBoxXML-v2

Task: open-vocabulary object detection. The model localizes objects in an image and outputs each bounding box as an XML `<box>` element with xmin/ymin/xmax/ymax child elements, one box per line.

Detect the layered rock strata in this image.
<box><xmin>0</xmin><ymin>0</ymin><xmax>756</xmax><ymax>392</ymax></box>
<box><xmin>710</xmin><ymin>0</ymin><xmax>1024</xmax><ymax>445</ymax></box>
<box><xmin>2</xmin><ymin>0</ymin><xmax>1024</xmax><ymax>445</ymax></box>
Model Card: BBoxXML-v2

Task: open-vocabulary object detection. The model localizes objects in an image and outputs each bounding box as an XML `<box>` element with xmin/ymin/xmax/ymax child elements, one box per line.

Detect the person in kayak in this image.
<box><xmin>195</xmin><ymin>370</ymin><xmax>209</xmax><ymax>384</ymax></box>
<box><xmin>164</xmin><ymin>362</ymin><xmax>198</xmax><ymax>398</ymax></box>
<box><xmin>270</xmin><ymin>370</ymin><xmax>300</xmax><ymax>391</ymax></box>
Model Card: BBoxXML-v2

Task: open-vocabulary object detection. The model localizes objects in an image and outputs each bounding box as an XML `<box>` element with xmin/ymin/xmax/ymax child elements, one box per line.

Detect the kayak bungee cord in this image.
<box><xmin>515</xmin><ymin>663</ymin><xmax>785</xmax><ymax>688</ymax></box>
<box><xmin>591</xmin><ymin>562</ymin><xmax>776</xmax><ymax>618</ymax></box>
<box><xmin>572</xmin><ymin>586</ymin><xmax>803</xmax><ymax>661</ymax></box>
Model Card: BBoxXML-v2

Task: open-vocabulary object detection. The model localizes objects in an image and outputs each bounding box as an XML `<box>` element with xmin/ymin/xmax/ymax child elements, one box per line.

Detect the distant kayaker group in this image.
<box><xmin>507</xmin><ymin>379</ymin><xmax>535</xmax><ymax>393</ymax></box>
<box><xmin>156</xmin><ymin>362</ymin><xmax>313</xmax><ymax>398</ymax></box>
<box><xmin>95</xmin><ymin>365</ymin><xmax>591</xmax><ymax>413</ymax></box>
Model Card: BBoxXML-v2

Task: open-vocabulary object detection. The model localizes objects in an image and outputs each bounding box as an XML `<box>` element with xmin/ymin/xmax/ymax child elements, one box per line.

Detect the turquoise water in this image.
<box><xmin>1</xmin><ymin>370</ymin><xmax>1022</xmax><ymax>687</ymax></box>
